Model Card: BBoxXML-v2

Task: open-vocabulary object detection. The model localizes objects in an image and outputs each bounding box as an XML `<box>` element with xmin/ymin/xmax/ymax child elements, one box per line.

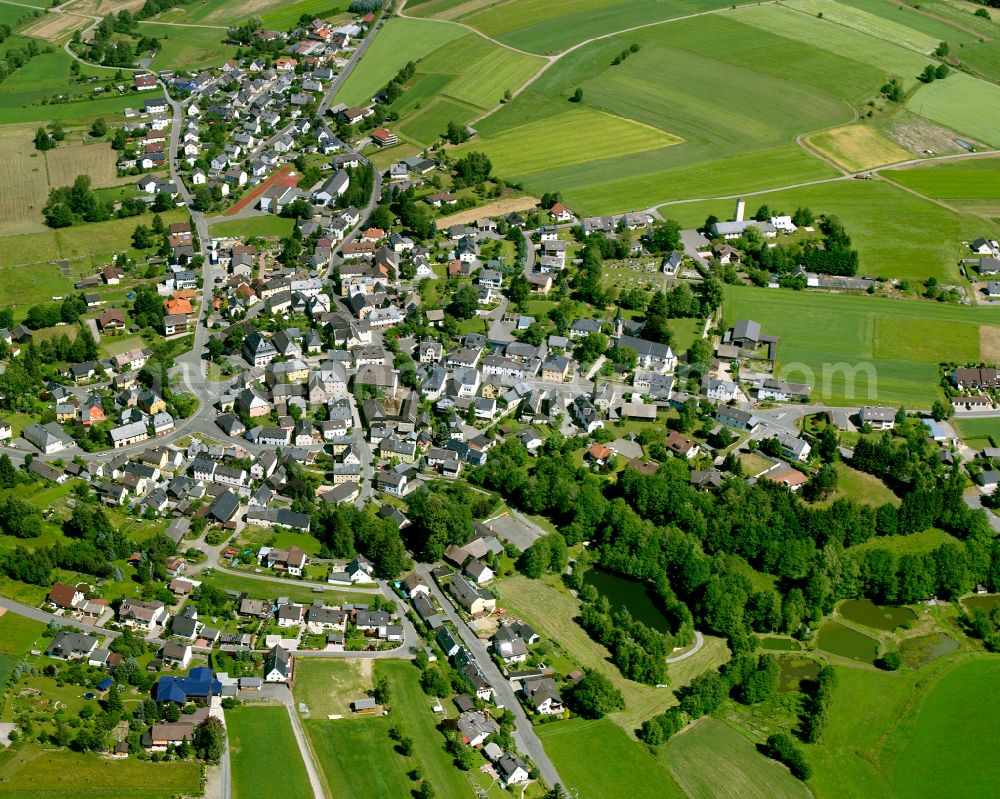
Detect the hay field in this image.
<box><xmin>0</xmin><ymin>124</ymin><xmax>50</xmax><ymax>235</ymax></box>
<box><xmin>806</xmin><ymin>124</ymin><xmax>912</xmax><ymax>171</ymax></box>
<box><xmin>46</xmin><ymin>140</ymin><xmax>122</xmax><ymax>188</ymax></box>
<box><xmin>20</xmin><ymin>12</ymin><xmax>88</xmax><ymax>41</ymax></box>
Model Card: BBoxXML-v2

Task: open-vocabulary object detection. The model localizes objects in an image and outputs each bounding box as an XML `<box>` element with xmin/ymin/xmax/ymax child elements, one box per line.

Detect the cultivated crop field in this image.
<box><xmin>227</xmin><ymin>706</ymin><xmax>313</xmax><ymax>799</ymax></box>
<box><xmin>666</xmin><ymin>718</ymin><xmax>810</xmax><ymax>799</ymax></box>
<box><xmin>723</xmin><ymin>285</ymin><xmax>1000</xmax><ymax>406</ymax></box>
<box><xmin>46</xmin><ymin>139</ymin><xmax>122</xmax><ymax>189</ymax></box>
<box><xmin>20</xmin><ymin>13</ymin><xmax>88</xmax><ymax>41</ymax></box>
<box><xmin>0</xmin><ymin>124</ymin><xmax>50</xmax><ymax>235</ymax></box>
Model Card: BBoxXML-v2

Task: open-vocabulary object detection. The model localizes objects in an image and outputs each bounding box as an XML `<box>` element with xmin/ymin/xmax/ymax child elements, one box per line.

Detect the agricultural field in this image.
<box><xmin>413</xmin><ymin>0</ymin><xmax>739</xmax><ymax>55</ymax></box>
<box><xmin>452</xmin><ymin>107</ymin><xmax>682</xmax><ymax>176</ymax></box>
<box><xmin>666</xmin><ymin>717</ymin><xmax>810</xmax><ymax>799</ymax></box>
<box><xmin>143</xmin><ymin>22</ymin><xmax>238</xmax><ymax>70</ymax></box>
<box><xmin>0</xmin><ymin>744</ymin><xmax>202</xmax><ymax>799</ymax></box>
<box><xmin>537</xmin><ymin>718</ymin><xmax>686</xmax><ymax>799</ymax></box>
<box><xmin>148</xmin><ymin>0</ymin><xmax>347</xmax><ymax>26</ymax></box>
<box><xmin>723</xmin><ymin>284</ymin><xmax>1000</xmax><ymax>406</ymax></box>
<box><xmin>46</xmin><ymin>139</ymin><xmax>123</xmax><ymax>190</ymax></box>
<box><xmin>0</xmin><ymin>124</ymin><xmax>50</xmax><ymax>235</ymax></box>
<box><xmin>20</xmin><ymin>13</ymin><xmax>88</xmax><ymax>42</ymax></box>
<box><xmin>905</xmin><ymin>71</ymin><xmax>1000</xmax><ymax>149</ymax></box>
<box><xmin>672</xmin><ymin>178</ymin><xmax>996</xmax><ymax>283</ymax></box>
<box><xmin>835</xmin><ymin>0</ymin><xmax>980</xmax><ymax>44</ymax></box>
<box><xmin>804</xmin><ymin>655</ymin><xmax>1000</xmax><ymax>799</ymax></box>
<box><xmin>805</xmin><ymin>124</ymin><xmax>911</xmax><ymax>172</ymax></box>
<box><xmin>227</xmin><ymin>706</ymin><xmax>313</xmax><ymax>799</ymax></box>
<box><xmin>337</xmin><ymin>16</ymin><xmax>465</xmax><ymax>108</ymax></box>
<box><xmin>884</xmin><ymin>156</ymin><xmax>1000</xmax><ymax>209</ymax></box>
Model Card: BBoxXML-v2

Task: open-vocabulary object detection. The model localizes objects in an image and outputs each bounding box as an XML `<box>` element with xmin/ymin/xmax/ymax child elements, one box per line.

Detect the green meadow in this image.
<box><xmin>537</xmin><ymin>718</ymin><xmax>686</xmax><ymax>799</ymax></box>
<box><xmin>228</xmin><ymin>706</ymin><xmax>313</xmax><ymax>799</ymax></box>
<box><xmin>666</xmin><ymin>717</ymin><xmax>810</xmax><ymax>799</ymax></box>
<box><xmin>885</xmin><ymin>157</ymin><xmax>1000</xmax><ymax>202</ymax></box>
<box><xmin>669</xmin><ymin>179</ymin><xmax>996</xmax><ymax>283</ymax></box>
<box><xmin>723</xmin><ymin>285</ymin><xmax>1000</xmax><ymax>406</ymax></box>
<box><xmin>337</xmin><ymin>16</ymin><xmax>466</xmax><ymax>107</ymax></box>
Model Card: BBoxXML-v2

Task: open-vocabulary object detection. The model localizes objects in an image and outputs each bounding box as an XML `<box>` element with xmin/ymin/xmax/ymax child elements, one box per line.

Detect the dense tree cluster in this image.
<box><xmin>42</xmin><ymin>176</ymin><xmax>111</xmax><ymax>228</ymax></box>
<box><xmin>565</xmin><ymin>669</ymin><xmax>625</xmax><ymax>718</ymax></box>
<box><xmin>798</xmin><ymin>665</ymin><xmax>835</xmax><ymax>742</ymax></box>
<box><xmin>404</xmin><ymin>482</ymin><xmax>497</xmax><ymax>562</ymax></box>
<box><xmin>313</xmin><ymin>502</ymin><xmax>411</xmax><ymax>578</ymax></box>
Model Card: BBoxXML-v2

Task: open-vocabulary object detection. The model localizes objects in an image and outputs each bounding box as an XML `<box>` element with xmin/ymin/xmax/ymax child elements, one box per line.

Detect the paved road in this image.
<box><xmin>665</xmin><ymin>630</ymin><xmax>704</xmax><ymax>664</ymax></box>
<box><xmin>415</xmin><ymin>564</ymin><xmax>564</xmax><ymax>790</ymax></box>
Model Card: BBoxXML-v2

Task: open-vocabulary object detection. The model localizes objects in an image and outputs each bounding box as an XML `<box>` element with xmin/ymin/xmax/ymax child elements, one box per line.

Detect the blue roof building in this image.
<box><xmin>155</xmin><ymin>666</ymin><xmax>221</xmax><ymax>703</ymax></box>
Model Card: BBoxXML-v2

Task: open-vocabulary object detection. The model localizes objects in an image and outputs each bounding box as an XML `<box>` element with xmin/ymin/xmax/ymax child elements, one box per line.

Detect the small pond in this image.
<box><xmin>583</xmin><ymin>567</ymin><xmax>672</xmax><ymax>634</ymax></box>
<box><xmin>839</xmin><ymin>599</ymin><xmax>916</xmax><ymax>631</ymax></box>
<box><xmin>778</xmin><ymin>658</ymin><xmax>821</xmax><ymax>692</ymax></box>
<box><xmin>760</xmin><ymin>637</ymin><xmax>802</xmax><ymax>651</ymax></box>
<box><xmin>900</xmin><ymin>634</ymin><xmax>959</xmax><ymax>669</ymax></box>
<box><xmin>817</xmin><ymin>621</ymin><xmax>879</xmax><ymax>663</ymax></box>
<box><xmin>963</xmin><ymin>593</ymin><xmax>1000</xmax><ymax>613</ymax></box>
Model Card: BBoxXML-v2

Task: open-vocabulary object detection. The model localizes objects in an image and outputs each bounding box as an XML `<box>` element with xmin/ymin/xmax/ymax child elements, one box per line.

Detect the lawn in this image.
<box><xmin>0</xmin><ymin>744</ymin><xmax>202</xmax><ymax>799</ymax></box>
<box><xmin>665</xmin><ymin>717</ymin><xmax>810</xmax><ymax>799</ymax></box>
<box><xmin>850</xmin><ymin>527</ymin><xmax>958</xmax><ymax>556</ymax></box>
<box><xmin>292</xmin><ymin>658</ymin><xmax>372</xmax><ymax>717</ymax></box>
<box><xmin>208</xmin><ymin>215</ymin><xmax>296</xmax><ymax>239</ymax></box>
<box><xmin>813</xmin><ymin>462</ymin><xmax>899</xmax><ymax>508</ymax></box>
<box><xmin>397</xmin><ymin>96</ymin><xmax>481</xmax><ymax>145</ymax></box>
<box><xmin>953</xmin><ymin>416</ymin><xmax>1000</xmax><ymax>445</ymax></box>
<box><xmin>805</xmin><ymin>123</ymin><xmax>911</xmax><ymax>172</ymax></box>
<box><xmin>537</xmin><ymin>718</ymin><xmax>686</xmax><ymax>799</ymax></box>
<box><xmin>337</xmin><ymin>16</ymin><xmax>466</xmax><ymax>108</ymax></box>
<box><xmin>227</xmin><ymin>706</ymin><xmax>313</xmax><ymax>799</ymax></box>
<box><xmin>724</xmin><ymin>285</ymin><xmax>1000</xmax><ymax>406</ymax></box>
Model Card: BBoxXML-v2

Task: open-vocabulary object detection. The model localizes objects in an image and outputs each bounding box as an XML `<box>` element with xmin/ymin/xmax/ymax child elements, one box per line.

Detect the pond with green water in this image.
<box><xmin>963</xmin><ymin>594</ymin><xmax>1000</xmax><ymax>613</ymax></box>
<box><xmin>760</xmin><ymin>637</ymin><xmax>801</xmax><ymax>651</ymax></box>
<box><xmin>817</xmin><ymin>621</ymin><xmax>879</xmax><ymax>663</ymax></box>
<box><xmin>839</xmin><ymin>599</ymin><xmax>916</xmax><ymax>631</ymax></box>
<box><xmin>778</xmin><ymin>658</ymin><xmax>821</xmax><ymax>692</ymax></box>
<box><xmin>900</xmin><ymin>634</ymin><xmax>959</xmax><ymax>669</ymax></box>
<box><xmin>583</xmin><ymin>567</ymin><xmax>672</xmax><ymax>634</ymax></box>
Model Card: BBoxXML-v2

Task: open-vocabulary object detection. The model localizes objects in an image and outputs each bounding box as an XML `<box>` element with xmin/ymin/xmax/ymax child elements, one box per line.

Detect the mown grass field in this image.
<box><xmin>782</xmin><ymin>0</ymin><xmax>941</xmax><ymax>53</ymax></box>
<box><xmin>209</xmin><ymin>215</ymin><xmax>296</xmax><ymax>239</ymax></box>
<box><xmin>494</xmin><ymin>575</ymin><xmax>730</xmax><ymax>731</ymax></box>
<box><xmin>453</xmin><ymin>107</ymin><xmax>681</xmax><ymax>175</ymax></box>
<box><xmin>672</xmin><ymin>178</ymin><xmax>995</xmax><ymax>283</ymax></box>
<box><xmin>227</xmin><ymin>706</ymin><xmax>313</xmax><ymax>799</ymax></box>
<box><xmin>149</xmin><ymin>0</ymin><xmax>347</xmax><ymax>26</ymax></box>
<box><xmin>666</xmin><ymin>717</ymin><xmax>810</xmax><ymax>799</ymax></box>
<box><xmin>539</xmin><ymin>718</ymin><xmax>686</xmax><ymax>799</ymax></box>
<box><xmin>806</xmin><ymin>123</ymin><xmax>911</xmax><ymax>172</ymax></box>
<box><xmin>338</xmin><ymin>16</ymin><xmax>465</xmax><ymax>108</ymax></box>
<box><xmin>952</xmin><ymin>416</ymin><xmax>1000</xmax><ymax>445</ymax></box>
<box><xmin>397</xmin><ymin>96</ymin><xmax>480</xmax><ymax>145</ymax></box>
<box><xmin>292</xmin><ymin>658</ymin><xmax>372</xmax><ymax>718</ymax></box>
<box><xmin>0</xmin><ymin>744</ymin><xmax>202</xmax><ymax>799</ymax></box>
<box><xmin>723</xmin><ymin>285</ymin><xmax>1000</xmax><ymax>406</ymax></box>
<box><xmin>836</xmin><ymin>0</ymin><xmax>979</xmax><ymax>44</ymax></box>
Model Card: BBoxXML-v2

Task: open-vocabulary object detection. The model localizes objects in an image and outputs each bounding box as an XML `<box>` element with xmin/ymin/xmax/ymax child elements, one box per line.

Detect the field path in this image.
<box><xmin>666</xmin><ymin>630</ymin><xmax>705</xmax><ymax>663</ymax></box>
